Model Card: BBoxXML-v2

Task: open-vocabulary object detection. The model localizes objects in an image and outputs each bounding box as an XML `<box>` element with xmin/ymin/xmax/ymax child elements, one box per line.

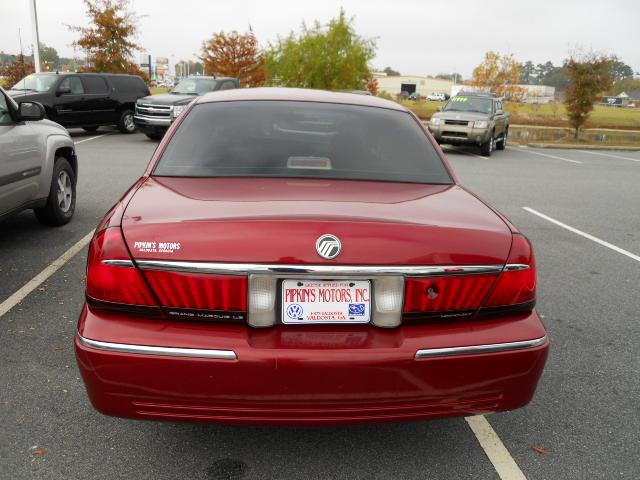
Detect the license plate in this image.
<box><xmin>281</xmin><ymin>279</ymin><xmax>371</xmax><ymax>324</ymax></box>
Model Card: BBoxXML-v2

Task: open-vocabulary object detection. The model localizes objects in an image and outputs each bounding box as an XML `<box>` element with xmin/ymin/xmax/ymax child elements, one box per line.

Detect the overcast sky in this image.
<box><xmin>2</xmin><ymin>0</ymin><xmax>639</xmax><ymax>77</ymax></box>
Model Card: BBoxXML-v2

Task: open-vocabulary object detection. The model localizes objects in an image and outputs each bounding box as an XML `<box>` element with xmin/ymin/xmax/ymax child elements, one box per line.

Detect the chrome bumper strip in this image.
<box><xmin>415</xmin><ymin>335</ymin><xmax>547</xmax><ymax>359</ymax></box>
<box><xmin>133</xmin><ymin>260</ymin><xmax>528</xmax><ymax>277</ymax></box>
<box><xmin>76</xmin><ymin>334</ymin><xmax>237</xmax><ymax>360</ymax></box>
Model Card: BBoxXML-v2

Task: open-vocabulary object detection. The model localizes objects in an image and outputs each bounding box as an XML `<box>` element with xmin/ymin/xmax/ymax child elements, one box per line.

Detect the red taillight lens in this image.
<box><xmin>142</xmin><ymin>270</ymin><xmax>247</xmax><ymax>311</ymax></box>
<box><xmin>404</xmin><ymin>274</ymin><xmax>498</xmax><ymax>313</ymax></box>
<box><xmin>86</xmin><ymin>228</ymin><xmax>157</xmax><ymax>306</ymax></box>
<box><xmin>484</xmin><ymin>234</ymin><xmax>536</xmax><ymax>307</ymax></box>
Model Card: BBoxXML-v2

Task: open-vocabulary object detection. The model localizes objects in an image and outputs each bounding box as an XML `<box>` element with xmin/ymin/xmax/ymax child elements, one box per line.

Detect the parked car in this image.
<box><xmin>427</xmin><ymin>92</ymin><xmax>449</xmax><ymax>101</ymax></box>
<box><xmin>8</xmin><ymin>72</ymin><xmax>149</xmax><ymax>134</ymax></box>
<box><xmin>75</xmin><ymin>88</ymin><xmax>548</xmax><ymax>426</ymax></box>
<box><xmin>0</xmin><ymin>87</ymin><xmax>77</xmax><ymax>225</ymax></box>
<box><xmin>134</xmin><ymin>76</ymin><xmax>240</xmax><ymax>140</ymax></box>
<box><xmin>428</xmin><ymin>92</ymin><xmax>510</xmax><ymax>156</ymax></box>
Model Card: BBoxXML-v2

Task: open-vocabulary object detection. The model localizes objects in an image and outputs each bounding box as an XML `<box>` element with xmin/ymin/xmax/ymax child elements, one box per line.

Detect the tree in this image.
<box><xmin>383</xmin><ymin>66</ymin><xmax>400</xmax><ymax>76</ymax></box>
<box><xmin>563</xmin><ymin>53</ymin><xmax>613</xmax><ymax>138</ymax></box>
<box><xmin>610</xmin><ymin>59</ymin><xmax>634</xmax><ymax>81</ymax></box>
<box><xmin>200</xmin><ymin>31</ymin><xmax>265</xmax><ymax>86</ymax></box>
<box><xmin>519</xmin><ymin>60</ymin><xmax>536</xmax><ymax>84</ymax></box>
<box><xmin>365</xmin><ymin>75</ymin><xmax>378</xmax><ymax>95</ymax></box>
<box><xmin>39</xmin><ymin>43</ymin><xmax>60</xmax><ymax>71</ymax></box>
<box><xmin>472</xmin><ymin>51</ymin><xmax>522</xmax><ymax>96</ymax></box>
<box><xmin>436</xmin><ymin>72</ymin><xmax>463</xmax><ymax>82</ymax></box>
<box><xmin>68</xmin><ymin>0</ymin><xmax>146</xmax><ymax>78</ymax></box>
<box><xmin>0</xmin><ymin>54</ymin><xmax>35</xmax><ymax>89</ymax></box>
<box><xmin>265</xmin><ymin>9</ymin><xmax>376</xmax><ymax>91</ymax></box>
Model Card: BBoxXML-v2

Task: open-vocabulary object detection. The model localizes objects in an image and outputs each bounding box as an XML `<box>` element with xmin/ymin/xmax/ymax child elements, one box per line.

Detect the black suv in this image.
<box><xmin>8</xmin><ymin>72</ymin><xmax>150</xmax><ymax>133</ymax></box>
<box><xmin>134</xmin><ymin>76</ymin><xmax>239</xmax><ymax>139</ymax></box>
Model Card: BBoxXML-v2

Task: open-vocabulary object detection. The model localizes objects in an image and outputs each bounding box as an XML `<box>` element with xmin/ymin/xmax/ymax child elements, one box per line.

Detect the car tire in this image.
<box><xmin>496</xmin><ymin>129</ymin><xmax>508</xmax><ymax>150</ymax></box>
<box><xmin>145</xmin><ymin>132</ymin><xmax>164</xmax><ymax>141</ymax></box>
<box><xmin>34</xmin><ymin>157</ymin><xmax>76</xmax><ymax>226</ymax></box>
<box><xmin>82</xmin><ymin>126</ymin><xmax>99</xmax><ymax>132</ymax></box>
<box><xmin>117</xmin><ymin>109</ymin><xmax>136</xmax><ymax>134</ymax></box>
<box><xmin>480</xmin><ymin>134</ymin><xmax>494</xmax><ymax>157</ymax></box>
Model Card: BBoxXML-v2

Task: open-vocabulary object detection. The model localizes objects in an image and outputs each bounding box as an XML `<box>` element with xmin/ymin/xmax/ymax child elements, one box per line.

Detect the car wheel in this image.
<box><xmin>145</xmin><ymin>132</ymin><xmax>164</xmax><ymax>141</ymax></box>
<box><xmin>82</xmin><ymin>126</ymin><xmax>99</xmax><ymax>132</ymax></box>
<box><xmin>117</xmin><ymin>109</ymin><xmax>136</xmax><ymax>134</ymax></box>
<box><xmin>496</xmin><ymin>129</ymin><xmax>508</xmax><ymax>150</ymax></box>
<box><xmin>34</xmin><ymin>157</ymin><xmax>76</xmax><ymax>226</ymax></box>
<box><xmin>480</xmin><ymin>134</ymin><xmax>494</xmax><ymax>157</ymax></box>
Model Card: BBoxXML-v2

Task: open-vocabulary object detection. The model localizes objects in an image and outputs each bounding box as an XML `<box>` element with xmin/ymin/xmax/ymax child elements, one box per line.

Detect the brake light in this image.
<box><xmin>483</xmin><ymin>234</ymin><xmax>536</xmax><ymax>307</ymax></box>
<box><xmin>86</xmin><ymin>228</ymin><xmax>157</xmax><ymax>306</ymax></box>
<box><xmin>142</xmin><ymin>270</ymin><xmax>247</xmax><ymax>312</ymax></box>
<box><xmin>404</xmin><ymin>274</ymin><xmax>498</xmax><ymax>313</ymax></box>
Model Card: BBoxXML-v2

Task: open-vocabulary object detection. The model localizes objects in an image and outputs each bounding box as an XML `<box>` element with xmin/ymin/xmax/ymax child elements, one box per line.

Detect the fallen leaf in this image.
<box><xmin>32</xmin><ymin>449</ymin><xmax>47</xmax><ymax>455</ymax></box>
<box><xmin>532</xmin><ymin>446</ymin><xmax>547</xmax><ymax>455</ymax></box>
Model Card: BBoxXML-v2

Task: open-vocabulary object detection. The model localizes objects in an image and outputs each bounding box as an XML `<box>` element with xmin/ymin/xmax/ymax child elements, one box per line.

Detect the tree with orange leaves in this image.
<box><xmin>472</xmin><ymin>51</ymin><xmax>522</xmax><ymax>97</ymax></box>
<box><xmin>68</xmin><ymin>0</ymin><xmax>147</xmax><ymax>80</ymax></box>
<box><xmin>200</xmin><ymin>31</ymin><xmax>265</xmax><ymax>87</ymax></box>
<box><xmin>1</xmin><ymin>55</ymin><xmax>35</xmax><ymax>89</ymax></box>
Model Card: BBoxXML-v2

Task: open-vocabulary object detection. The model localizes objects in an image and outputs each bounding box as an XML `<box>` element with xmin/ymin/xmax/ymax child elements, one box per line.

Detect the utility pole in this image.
<box><xmin>29</xmin><ymin>0</ymin><xmax>41</xmax><ymax>73</ymax></box>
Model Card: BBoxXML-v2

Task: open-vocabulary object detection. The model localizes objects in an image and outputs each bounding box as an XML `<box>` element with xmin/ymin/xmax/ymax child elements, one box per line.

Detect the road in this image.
<box><xmin>1</xmin><ymin>131</ymin><xmax>639</xmax><ymax>479</ymax></box>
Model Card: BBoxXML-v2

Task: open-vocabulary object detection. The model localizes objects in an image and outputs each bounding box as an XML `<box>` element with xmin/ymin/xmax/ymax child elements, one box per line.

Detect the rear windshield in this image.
<box><xmin>154</xmin><ymin>101</ymin><xmax>452</xmax><ymax>184</ymax></box>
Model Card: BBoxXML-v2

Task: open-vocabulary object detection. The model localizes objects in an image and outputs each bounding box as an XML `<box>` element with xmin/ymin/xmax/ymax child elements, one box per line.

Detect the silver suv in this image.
<box><xmin>0</xmin><ymin>87</ymin><xmax>77</xmax><ymax>225</ymax></box>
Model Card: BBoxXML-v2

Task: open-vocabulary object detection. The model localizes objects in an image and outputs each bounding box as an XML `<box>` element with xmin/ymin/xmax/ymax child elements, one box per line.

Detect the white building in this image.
<box><xmin>374</xmin><ymin>74</ymin><xmax>454</xmax><ymax>97</ymax></box>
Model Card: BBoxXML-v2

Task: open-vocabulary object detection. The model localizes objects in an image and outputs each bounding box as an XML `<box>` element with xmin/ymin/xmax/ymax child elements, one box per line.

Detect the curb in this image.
<box><xmin>518</xmin><ymin>143</ymin><xmax>640</xmax><ymax>151</ymax></box>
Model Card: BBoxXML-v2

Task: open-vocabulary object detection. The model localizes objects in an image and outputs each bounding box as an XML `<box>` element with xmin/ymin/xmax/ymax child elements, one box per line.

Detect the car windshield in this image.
<box><xmin>11</xmin><ymin>74</ymin><xmax>58</xmax><ymax>92</ymax></box>
<box><xmin>443</xmin><ymin>96</ymin><xmax>493</xmax><ymax>114</ymax></box>
<box><xmin>171</xmin><ymin>79</ymin><xmax>217</xmax><ymax>95</ymax></box>
<box><xmin>154</xmin><ymin>101</ymin><xmax>452</xmax><ymax>184</ymax></box>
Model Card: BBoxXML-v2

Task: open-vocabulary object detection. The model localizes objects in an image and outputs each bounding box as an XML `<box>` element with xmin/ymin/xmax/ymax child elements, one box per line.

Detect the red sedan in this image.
<box><xmin>75</xmin><ymin>88</ymin><xmax>548</xmax><ymax>425</ymax></box>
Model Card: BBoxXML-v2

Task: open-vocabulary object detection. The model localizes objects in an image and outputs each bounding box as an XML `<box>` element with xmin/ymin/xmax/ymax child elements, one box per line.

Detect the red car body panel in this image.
<box><xmin>76</xmin><ymin>305</ymin><xmax>547</xmax><ymax>425</ymax></box>
<box><xmin>75</xmin><ymin>88</ymin><xmax>548</xmax><ymax>425</ymax></box>
<box><xmin>121</xmin><ymin>178</ymin><xmax>512</xmax><ymax>265</ymax></box>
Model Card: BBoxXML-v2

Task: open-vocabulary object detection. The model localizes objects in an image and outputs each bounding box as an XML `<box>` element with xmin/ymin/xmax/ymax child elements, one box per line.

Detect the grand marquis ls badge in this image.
<box><xmin>316</xmin><ymin>234</ymin><xmax>342</xmax><ymax>259</ymax></box>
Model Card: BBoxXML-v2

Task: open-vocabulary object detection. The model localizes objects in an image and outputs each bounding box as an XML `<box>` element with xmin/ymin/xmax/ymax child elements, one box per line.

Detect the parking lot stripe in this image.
<box><xmin>74</xmin><ymin>133</ymin><xmax>109</xmax><ymax>145</ymax></box>
<box><xmin>523</xmin><ymin>207</ymin><xmax>640</xmax><ymax>262</ymax></box>
<box><xmin>466</xmin><ymin>415</ymin><xmax>527</xmax><ymax>480</ymax></box>
<box><xmin>0</xmin><ymin>230</ymin><xmax>94</xmax><ymax>318</ymax></box>
<box><xmin>576</xmin><ymin>150</ymin><xmax>640</xmax><ymax>163</ymax></box>
<box><xmin>511</xmin><ymin>147</ymin><xmax>582</xmax><ymax>164</ymax></box>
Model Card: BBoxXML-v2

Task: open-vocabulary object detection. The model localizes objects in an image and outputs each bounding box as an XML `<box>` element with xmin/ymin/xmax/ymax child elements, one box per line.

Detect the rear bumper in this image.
<box><xmin>75</xmin><ymin>305</ymin><xmax>549</xmax><ymax>425</ymax></box>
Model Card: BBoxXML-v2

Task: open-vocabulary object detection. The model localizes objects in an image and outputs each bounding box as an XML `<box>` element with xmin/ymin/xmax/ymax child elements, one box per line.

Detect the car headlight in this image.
<box><xmin>473</xmin><ymin>120</ymin><xmax>488</xmax><ymax>129</ymax></box>
<box><xmin>430</xmin><ymin>117</ymin><xmax>442</xmax><ymax>126</ymax></box>
<box><xmin>172</xmin><ymin>105</ymin><xmax>185</xmax><ymax>118</ymax></box>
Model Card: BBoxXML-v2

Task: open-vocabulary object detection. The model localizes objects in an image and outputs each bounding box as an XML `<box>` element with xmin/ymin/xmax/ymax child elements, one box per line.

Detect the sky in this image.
<box><xmin>2</xmin><ymin>0</ymin><xmax>639</xmax><ymax>78</ymax></box>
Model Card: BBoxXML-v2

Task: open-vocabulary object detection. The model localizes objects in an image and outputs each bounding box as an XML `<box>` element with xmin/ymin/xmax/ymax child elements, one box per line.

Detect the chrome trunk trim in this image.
<box><xmin>415</xmin><ymin>335</ymin><xmax>547</xmax><ymax>359</ymax></box>
<box><xmin>134</xmin><ymin>261</ymin><xmax>514</xmax><ymax>277</ymax></box>
<box><xmin>76</xmin><ymin>333</ymin><xmax>237</xmax><ymax>360</ymax></box>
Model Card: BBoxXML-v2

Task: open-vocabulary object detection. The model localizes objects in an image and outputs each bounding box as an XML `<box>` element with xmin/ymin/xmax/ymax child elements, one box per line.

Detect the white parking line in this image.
<box><xmin>0</xmin><ymin>230</ymin><xmax>94</xmax><ymax>318</ymax></box>
<box><xmin>576</xmin><ymin>150</ymin><xmax>640</xmax><ymax>163</ymax></box>
<box><xmin>466</xmin><ymin>416</ymin><xmax>527</xmax><ymax>480</ymax></box>
<box><xmin>74</xmin><ymin>133</ymin><xmax>109</xmax><ymax>145</ymax></box>
<box><xmin>511</xmin><ymin>147</ymin><xmax>582</xmax><ymax>164</ymax></box>
<box><xmin>523</xmin><ymin>207</ymin><xmax>640</xmax><ymax>262</ymax></box>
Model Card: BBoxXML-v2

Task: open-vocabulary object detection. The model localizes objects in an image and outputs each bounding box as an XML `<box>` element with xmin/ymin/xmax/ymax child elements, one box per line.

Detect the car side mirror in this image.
<box><xmin>56</xmin><ymin>86</ymin><xmax>71</xmax><ymax>96</ymax></box>
<box><xmin>496</xmin><ymin>109</ymin><xmax>504</xmax><ymax>115</ymax></box>
<box><xmin>18</xmin><ymin>101</ymin><xmax>45</xmax><ymax>121</ymax></box>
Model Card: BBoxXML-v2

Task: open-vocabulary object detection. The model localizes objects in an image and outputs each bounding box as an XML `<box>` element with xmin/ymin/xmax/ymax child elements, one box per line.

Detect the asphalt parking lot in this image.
<box><xmin>1</xmin><ymin>130</ymin><xmax>639</xmax><ymax>480</ymax></box>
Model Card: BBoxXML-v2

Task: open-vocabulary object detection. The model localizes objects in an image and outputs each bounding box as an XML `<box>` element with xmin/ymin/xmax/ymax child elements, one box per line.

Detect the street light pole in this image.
<box><xmin>29</xmin><ymin>0</ymin><xmax>41</xmax><ymax>73</ymax></box>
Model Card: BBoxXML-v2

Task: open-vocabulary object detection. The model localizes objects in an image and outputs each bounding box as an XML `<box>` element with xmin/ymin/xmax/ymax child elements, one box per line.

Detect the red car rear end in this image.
<box><xmin>75</xmin><ymin>88</ymin><xmax>548</xmax><ymax>425</ymax></box>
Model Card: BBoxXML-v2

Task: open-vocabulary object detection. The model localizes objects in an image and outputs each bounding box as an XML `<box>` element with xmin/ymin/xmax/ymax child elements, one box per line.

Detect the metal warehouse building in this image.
<box><xmin>374</xmin><ymin>74</ymin><xmax>454</xmax><ymax>96</ymax></box>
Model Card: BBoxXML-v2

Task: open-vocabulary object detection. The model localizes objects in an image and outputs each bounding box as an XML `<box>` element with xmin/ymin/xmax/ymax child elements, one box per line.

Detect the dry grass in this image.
<box><xmin>405</xmin><ymin>100</ymin><xmax>640</xmax><ymax>130</ymax></box>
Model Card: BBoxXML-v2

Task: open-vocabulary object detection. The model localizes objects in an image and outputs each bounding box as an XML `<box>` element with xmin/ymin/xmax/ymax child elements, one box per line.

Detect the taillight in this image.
<box><xmin>403</xmin><ymin>234</ymin><xmax>536</xmax><ymax>319</ymax></box>
<box><xmin>404</xmin><ymin>274</ymin><xmax>498</xmax><ymax>314</ymax></box>
<box><xmin>483</xmin><ymin>234</ymin><xmax>536</xmax><ymax>308</ymax></box>
<box><xmin>86</xmin><ymin>228</ymin><xmax>157</xmax><ymax>307</ymax></box>
<box><xmin>142</xmin><ymin>270</ymin><xmax>247</xmax><ymax>312</ymax></box>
